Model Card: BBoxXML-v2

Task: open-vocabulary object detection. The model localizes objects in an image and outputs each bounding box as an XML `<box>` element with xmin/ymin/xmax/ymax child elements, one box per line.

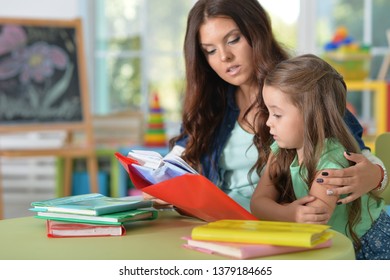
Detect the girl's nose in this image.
<box><xmin>266</xmin><ymin>117</ymin><xmax>272</xmax><ymax>127</ymax></box>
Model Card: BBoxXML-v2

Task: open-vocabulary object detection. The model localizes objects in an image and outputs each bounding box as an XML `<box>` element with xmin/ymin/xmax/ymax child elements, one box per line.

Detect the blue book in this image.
<box><xmin>34</xmin><ymin>208</ymin><xmax>158</xmax><ymax>225</ymax></box>
<box><xmin>30</xmin><ymin>193</ymin><xmax>152</xmax><ymax>216</ymax></box>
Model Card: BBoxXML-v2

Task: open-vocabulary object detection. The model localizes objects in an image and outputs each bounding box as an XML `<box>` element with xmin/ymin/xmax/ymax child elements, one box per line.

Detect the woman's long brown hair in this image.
<box><xmin>170</xmin><ymin>0</ymin><xmax>289</xmax><ymax>174</ymax></box>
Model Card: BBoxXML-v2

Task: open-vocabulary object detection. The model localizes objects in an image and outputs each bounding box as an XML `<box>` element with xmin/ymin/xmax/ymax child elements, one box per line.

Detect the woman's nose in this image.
<box><xmin>220</xmin><ymin>49</ymin><xmax>232</xmax><ymax>62</ymax></box>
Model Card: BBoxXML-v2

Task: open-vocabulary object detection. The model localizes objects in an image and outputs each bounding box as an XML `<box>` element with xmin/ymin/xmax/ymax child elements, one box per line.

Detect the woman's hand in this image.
<box><xmin>142</xmin><ymin>192</ymin><xmax>172</xmax><ymax>209</ymax></box>
<box><xmin>317</xmin><ymin>151</ymin><xmax>382</xmax><ymax>204</ymax></box>
<box><xmin>285</xmin><ymin>196</ymin><xmax>330</xmax><ymax>224</ymax></box>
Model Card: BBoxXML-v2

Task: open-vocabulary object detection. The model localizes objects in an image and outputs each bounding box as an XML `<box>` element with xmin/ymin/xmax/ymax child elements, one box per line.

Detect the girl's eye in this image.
<box><xmin>273</xmin><ymin>114</ymin><xmax>281</xmax><ymax>118</ymax></box>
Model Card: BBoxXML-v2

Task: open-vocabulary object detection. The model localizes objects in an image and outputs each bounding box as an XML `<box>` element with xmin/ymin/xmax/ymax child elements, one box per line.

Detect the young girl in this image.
<box><xmin>250</xmin><ymin>54</ymin><xmax>390</xmax><ymax>259</ymax></box>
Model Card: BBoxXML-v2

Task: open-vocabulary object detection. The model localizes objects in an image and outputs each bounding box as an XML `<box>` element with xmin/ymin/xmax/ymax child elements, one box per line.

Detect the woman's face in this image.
<box><xmin>199</xmin><ymin>17</ymin><xmax>255</xmax><ymax>88</ymax></box>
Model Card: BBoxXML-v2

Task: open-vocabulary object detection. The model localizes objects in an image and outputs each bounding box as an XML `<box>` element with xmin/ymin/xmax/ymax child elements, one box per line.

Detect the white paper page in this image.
<box><xmin>163</xmin><ymin>153</ymin><xmax>198</xmax><ymax>174</ymax></box>
<box><xmin>128</xmin><ymin>150</ymin><xmax>163</xmax><ymax>169</ymax></box>
<box><xmin>131</xmin><ymin>164</ymin><xmax>158</xmax><ymax>184</ymax></box>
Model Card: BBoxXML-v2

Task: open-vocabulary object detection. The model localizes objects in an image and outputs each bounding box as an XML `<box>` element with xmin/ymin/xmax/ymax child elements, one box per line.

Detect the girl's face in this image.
<box><xmin>263</xmin><ymin>84</ymin><xmax>304</xmax><ymax>158</ymax></box>
<box><xmin>199</xmin><ymin>17</ymin><xmax>255</xmax><ymax>88</ymax></box>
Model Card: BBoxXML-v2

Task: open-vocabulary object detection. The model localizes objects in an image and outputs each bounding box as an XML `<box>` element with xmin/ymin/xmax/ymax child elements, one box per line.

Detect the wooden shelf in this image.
<box><xmin>346</xmin><ymin>80</ymin><xmax>387</xmax><ymax>137</ymax></box>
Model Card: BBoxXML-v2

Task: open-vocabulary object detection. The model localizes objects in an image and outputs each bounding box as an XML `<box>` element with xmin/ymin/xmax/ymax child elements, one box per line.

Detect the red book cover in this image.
<box><xmin>115</xmin><ymin>152</ymin><xmax>257</xmax><ymax>222</ymax></box>
<box><xmin>46</xmin><ymin>220</ymin><xmax>126</xmax><ymax>238</ymax></box>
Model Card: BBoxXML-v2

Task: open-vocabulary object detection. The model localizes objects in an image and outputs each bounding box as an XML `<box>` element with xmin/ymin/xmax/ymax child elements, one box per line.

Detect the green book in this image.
<box><xmin>34</xmin><ymin>208</ymin><xmax>158</xmax><ymax>225</ymax></box>
<box><xmin>30</xmin><ymin>193</ymin><xmax>152</xmax><ymax>216</ymax></box>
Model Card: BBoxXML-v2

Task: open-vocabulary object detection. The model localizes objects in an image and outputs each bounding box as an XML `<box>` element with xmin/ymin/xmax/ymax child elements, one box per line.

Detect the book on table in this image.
<box><xmin>191</xmin><ymin>219</ymin><xmax>333</xmax><ymax>248</ymax></box>
<box><xmin>46</xmin><ymin>220</ymin><xmax>126</xmax><ymax>238</ymax></box>
<box><xmin>34</xmin><ymin>208</ymin><xmax>158</xmax><ymax>225</ymax></box>
<box><xmin>182</xmin><ymin>236</ymin><xmax>333</xmax><ymax>259</ymax></box>
<box><xmin>30</xmin><ymin>193</ymin><xmax>152</xmax><ymax>216</ymax></box>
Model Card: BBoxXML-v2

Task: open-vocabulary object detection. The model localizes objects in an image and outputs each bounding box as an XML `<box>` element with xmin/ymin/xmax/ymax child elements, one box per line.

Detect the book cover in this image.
<box><xmin>182</xmin><ymin>236</ymin><xmax>333</xmax><ymax>259</ymax></box>
<box><xmin>35</xmin><ymin>208</ymin><xmax>158</xmax><ymax>225</ymax></box>
<box><xmin>30</xmin><ymin>193</ymin><xmax>153</xmax><ymax>216</ymax></box>
<box><xmin>115</xmin><ymin>152</ymin><xmax>258</xmax><ymax>222</ymax></box>
<box><xmin>191</xmin><ymin>220</ymin><xmax>333</xmax><ymax>248</ymax></box>
<box><xmin>46</xmin><ymin>220</ymin><xmax>126</xmax><ymax>238</ymax></box>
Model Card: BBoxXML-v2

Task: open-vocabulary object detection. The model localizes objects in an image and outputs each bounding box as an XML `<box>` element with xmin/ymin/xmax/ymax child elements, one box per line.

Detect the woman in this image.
<box><xmin>166</xmin><ymin>0</ymin><xmax>387</xmax><ymax>213</ymax></box>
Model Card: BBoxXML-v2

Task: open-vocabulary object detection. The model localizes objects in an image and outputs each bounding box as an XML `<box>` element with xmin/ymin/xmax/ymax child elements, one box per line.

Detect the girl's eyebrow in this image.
<box><xmin>200</xmin><ymin>29</ymin><xmax>240</xmax><ymax>47</ymax></box>
<box><xmin>267</xmin><ymin>104</ymin><xmax>282</xmax><ymax>110</ymax></box>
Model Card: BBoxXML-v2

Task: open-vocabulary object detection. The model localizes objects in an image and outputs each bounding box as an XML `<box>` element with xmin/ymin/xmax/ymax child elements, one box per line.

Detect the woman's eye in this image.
<box><xmin>204</xmin><ymin>48</ymin><xmax>216</xmax><ymax>55</ymax></box>
<box><xmin>273</xmin><ymin>114</ymin><xmax>281</xmax><ymax>118</ymax></box>
<box><xmin>228</xmin><ymin>36</ymin><xmax>240</xmax><ymax>45</ymax></box>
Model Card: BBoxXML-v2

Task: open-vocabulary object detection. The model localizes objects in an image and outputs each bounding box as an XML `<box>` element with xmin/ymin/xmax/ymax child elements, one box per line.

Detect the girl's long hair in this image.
<box><xmin>261</xmin><ymin>54</ymin><xmax>367</xmax><ymax>248</ymax></box>
<box><xmin>170</xmin><ymin>0</ymin><xmax>289</xmax><ymax>174</ymax></box>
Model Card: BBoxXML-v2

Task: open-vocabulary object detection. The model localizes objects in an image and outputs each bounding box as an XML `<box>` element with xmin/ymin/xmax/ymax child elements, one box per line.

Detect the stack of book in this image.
<box><xmin>30</xmin><ymin>193</ymin><xmax>158</xmax><ymax>238</ymax></box>
<box><xmin>182</xmin><ymin>219</ymin><xmax>334</xmax><ymax>259</ymax></box>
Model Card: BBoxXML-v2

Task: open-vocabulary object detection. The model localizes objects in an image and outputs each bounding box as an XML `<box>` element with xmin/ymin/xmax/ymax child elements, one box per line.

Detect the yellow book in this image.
<box><xmin>191</xmin><ymin>220</ymin><xmax>334</xmax><ymax>248</ymax></box>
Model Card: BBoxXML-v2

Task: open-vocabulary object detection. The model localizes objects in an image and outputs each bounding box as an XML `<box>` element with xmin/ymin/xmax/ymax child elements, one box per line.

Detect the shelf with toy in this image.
<box><xmin>323</xmin><ymin>26</ymin><xmax>371</xmax><ymax>81</ymax></box>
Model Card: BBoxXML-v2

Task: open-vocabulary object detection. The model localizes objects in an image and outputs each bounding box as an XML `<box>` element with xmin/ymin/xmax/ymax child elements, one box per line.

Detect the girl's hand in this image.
<box><xmin>317</xmin><ymin>152</ymin><xmax>382</xmax><ymax>204</ymax></box>
<box><xmin>285</xmin><ymin>196</ymin><xmax>330</xmax><ymax>224</ymax></box>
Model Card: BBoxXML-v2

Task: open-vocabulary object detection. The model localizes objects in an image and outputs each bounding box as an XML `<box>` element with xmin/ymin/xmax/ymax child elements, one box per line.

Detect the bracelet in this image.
<box><xmin>374</xmin><ymin>164</ymin><xmax>387</xmax><ymax>191</ymax></box>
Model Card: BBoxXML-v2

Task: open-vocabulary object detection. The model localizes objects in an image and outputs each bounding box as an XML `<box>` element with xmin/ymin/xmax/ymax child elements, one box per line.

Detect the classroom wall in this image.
<box><xmin>0</xmin><ymin>0</ymin><xmax>91</xmax><ymax>219</ymax></box>
<box><xmin>0</xmin><ymin>0</ymin><xmax>80</xmax><ymax>18</ymax></box>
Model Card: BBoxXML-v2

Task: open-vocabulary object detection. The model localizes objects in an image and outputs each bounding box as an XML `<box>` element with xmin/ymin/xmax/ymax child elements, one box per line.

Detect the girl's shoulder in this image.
<box><xmin>317</xmin><ymin>138</ymin><xmax>349</xmax><ymax>169</ymax></box>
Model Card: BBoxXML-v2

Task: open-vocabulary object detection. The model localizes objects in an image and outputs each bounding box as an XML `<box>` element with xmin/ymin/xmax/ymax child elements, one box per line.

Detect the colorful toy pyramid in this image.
<box><xmin>143</xmin><ymin>92</ymin><xmax>167</xmax><ymax>147</ymax></box>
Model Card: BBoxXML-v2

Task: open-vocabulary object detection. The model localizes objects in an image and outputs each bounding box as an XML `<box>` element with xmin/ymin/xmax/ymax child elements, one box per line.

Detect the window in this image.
<box><xmin>315</xmin><ymin>0</ymin><xmax>390</xmax><ymax>78</ymax></box>
<box><xmin>93</xmin><ymin>0</ymin><xmax>195</xmax><ymax>126</ymax></box>
<box><xmin>89</xmin><ymin>0</ymin><xmax>299</xmax><ymax>136</ymax></box>
<box><xmin>313</xmin><ymin>0</ymin><xmax>390</xmax><ymax>136</ymax></box>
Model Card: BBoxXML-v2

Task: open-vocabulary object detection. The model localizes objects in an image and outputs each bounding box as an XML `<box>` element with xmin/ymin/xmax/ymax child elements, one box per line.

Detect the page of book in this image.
<box><xmin>127</xmin><ymin>149</ymin><xmax>198</xmax><ymax>184</ymax></box>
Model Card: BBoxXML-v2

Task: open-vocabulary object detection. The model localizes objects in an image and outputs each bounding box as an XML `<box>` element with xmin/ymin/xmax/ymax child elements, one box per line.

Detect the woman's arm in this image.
<box><xmin>337</xmin><ymin>109</ymin><xmax>388</xmax><ymax>203</ymax></box>
<box><xmin>316</xmin><ymin>150</ymin><xmax>387</xmax><ymax>204</ymax></box>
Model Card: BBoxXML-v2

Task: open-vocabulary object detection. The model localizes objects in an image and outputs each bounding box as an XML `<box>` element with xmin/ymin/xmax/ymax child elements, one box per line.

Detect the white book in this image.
<box><xmin>127</xmin><ymin>149</ymin><xmax>198</xmax><ymax>184</ymax></box>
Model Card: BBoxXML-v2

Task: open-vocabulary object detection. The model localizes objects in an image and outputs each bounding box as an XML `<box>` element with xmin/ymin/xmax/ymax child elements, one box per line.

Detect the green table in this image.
<box><xmin>0</xmin><ymin>211</ymin><xmax>355</xmax><ymax>260</ymax></box>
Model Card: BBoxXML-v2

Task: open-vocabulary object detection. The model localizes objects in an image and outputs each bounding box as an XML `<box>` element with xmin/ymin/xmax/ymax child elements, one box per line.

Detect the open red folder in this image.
<box><xmin>115</xmin><ymin>152</ymin><xmax>258</xmax><ymax>222</ymax></box>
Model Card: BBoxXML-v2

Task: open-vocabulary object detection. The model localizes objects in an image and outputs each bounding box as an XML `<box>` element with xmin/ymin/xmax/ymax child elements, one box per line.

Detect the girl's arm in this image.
<box><xmin>305</xmin><ymin>171</ymin><xmax>339</xmax><ymax>218</ymax></box>
<box><xmin>250</xmin><ymin>154</ymin><xmax>329</xmax><ymax>223</ymax></box>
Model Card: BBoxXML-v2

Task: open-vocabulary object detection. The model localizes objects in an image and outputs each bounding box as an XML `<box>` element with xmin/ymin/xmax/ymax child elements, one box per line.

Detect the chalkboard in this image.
<box><xmin>0</xmin><ymin>19</ymin><xmax>99</xmax><ymax>216</ymax></box>
<box><xmin>0</xmin><ymin>18</ymin><xmax>90</xmax><ymax>132</ymax></box>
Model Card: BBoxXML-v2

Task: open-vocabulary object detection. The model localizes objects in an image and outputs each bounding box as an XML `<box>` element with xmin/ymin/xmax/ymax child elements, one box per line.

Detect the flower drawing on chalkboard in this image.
<box><xmin>0</xmin><ymin>24</ymin><xmax>27</xmax><ymax>56</ymax></box>
<box><xmin>0</xmin><ymin>23</ymin><xmax>81</xmax><ymax>122</ymax></box>
<box><xmin>18</xmin><ymin>41</ymin><xmax>69</xmax><ymax>84</ymax></box>
<box><xmin>0</xmin><ymin>41</ymin><xmax>68</xmax><ymax>84</ymax></box>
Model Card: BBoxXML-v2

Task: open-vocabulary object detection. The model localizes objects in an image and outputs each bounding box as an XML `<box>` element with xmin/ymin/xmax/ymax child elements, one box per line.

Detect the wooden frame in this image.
<box><xmin>0</xmin><ymin>18</ymin><xmax>99</xmax><ymax>219</ymax></box>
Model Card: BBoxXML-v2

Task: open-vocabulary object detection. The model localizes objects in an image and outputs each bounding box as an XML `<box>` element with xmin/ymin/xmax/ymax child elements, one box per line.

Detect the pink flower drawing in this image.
<box><xmin>0</xmin><ymin>24</ymin><xmax>27</xmax><ymax>56</ymax></box>
<box><xmin>0</xmin><ymin>24</ymin><xmax>69</xmax><ymax>84</ymax></box>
